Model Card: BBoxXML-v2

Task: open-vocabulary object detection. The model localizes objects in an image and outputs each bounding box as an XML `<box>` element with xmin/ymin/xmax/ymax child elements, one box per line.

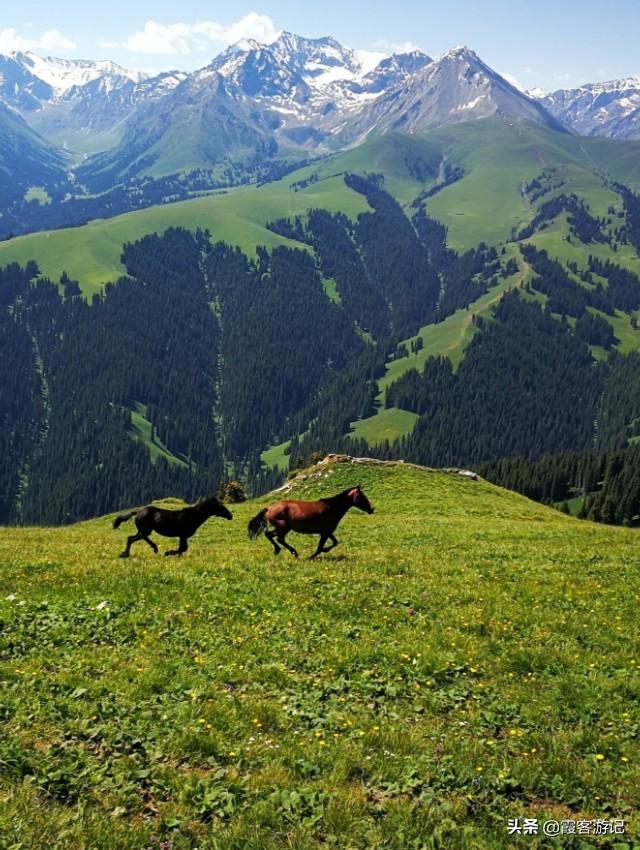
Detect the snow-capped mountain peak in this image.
<box><xmin>438</xmin><ymin>45</ymin><xmax>478</xmax><ymax>62</ymax></box>
<box><xmin>209</xmin><ymin>31</ymin><xmax>432</xmax><ymax>110</ymax></box>
<box><xmin>541</xmin><ymin>75</ymin><xmax>640</xmax><ymax>139</ymax></box>
<box><xmin>346</xmin><ymin>41</ymin><xmax>565</xmax><ymax>141</ymax></box>
<box><xmin>0</xmin><ymin>48</ymin><xmax>187</xmax><ymax>146</ymax></box>
<box><xmin>227</xmin><ymin>38</ymin><xmax>262</xmax><ymax>54</ymax></box>
<box><xmin>0</xmin><ymin>30</ymin><xmax>597</xmax><ymax>186</ymax></box>
<box><xmin>9</xmin><ymin>50</ymin><xmax>148</xmax><ymax>97</ymax></box>
<box><xmin>354</xmin><ymin>49</ymin><xmax>389</xmax><ymax>75</ymax></box>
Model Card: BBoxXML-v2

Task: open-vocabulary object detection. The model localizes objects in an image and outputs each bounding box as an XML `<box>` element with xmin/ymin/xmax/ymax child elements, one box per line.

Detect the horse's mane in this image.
<box><xmin>192</xmin><ymin>494</ymin><xmax>219</xmax><ymax>508</ymax></box>
<box><xmin>320</xmin><ymin>487</ymin><xmax>356</xmax><ymax>505</ymax></box>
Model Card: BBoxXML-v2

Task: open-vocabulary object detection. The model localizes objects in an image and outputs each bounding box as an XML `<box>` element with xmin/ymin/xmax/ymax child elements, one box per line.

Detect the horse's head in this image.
<box><xmin>348</xmin><ymin>485</ymin><xmax>374</xmax><ymax>514</ymax></box>
<box><xmin>203</xmin><ymin>495</ymin><xmax>233</xmax><ymax>521</ymax></box>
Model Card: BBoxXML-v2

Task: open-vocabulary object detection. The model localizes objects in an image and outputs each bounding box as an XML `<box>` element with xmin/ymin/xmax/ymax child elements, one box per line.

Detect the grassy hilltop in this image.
<box><xmin>1</xmin><ymin>457</ymin><xmax>638</xmax><ymax>849</ymax></box>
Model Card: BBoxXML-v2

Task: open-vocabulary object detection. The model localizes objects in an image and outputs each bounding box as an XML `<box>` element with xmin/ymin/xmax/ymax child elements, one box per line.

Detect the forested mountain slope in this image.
<box><xmin>3</xmin><ymin>120</ymin><xmax>640</xmax><ymax>523</ymax></box>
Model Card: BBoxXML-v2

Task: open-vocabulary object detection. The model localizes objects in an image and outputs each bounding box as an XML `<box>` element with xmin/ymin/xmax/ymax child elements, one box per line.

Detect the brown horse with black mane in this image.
<box><xmin>248</xmin><ymin>485</ymin><xmax>374</xmax><ymax>559</ymax></box>
<box><xmin>113</xmin><ymin>495</ymin><xmax>232</xmax><ymax>558</ymax></box>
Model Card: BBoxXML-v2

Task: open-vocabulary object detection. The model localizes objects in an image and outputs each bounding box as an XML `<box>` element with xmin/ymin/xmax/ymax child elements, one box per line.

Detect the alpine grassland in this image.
<box><xmin>0</xmin><ymin>174</ymin><xmax>370</xmax><ymax>294</ymax></box>
<box><xmin>1</xmin><ymin>457</ymin><xmax>638</xmax><ymax>849</ymax></box>
<box><xmin>4</xmin><ymin>119</ymin><xmax>640</xmax><ymax>294</ymax></box>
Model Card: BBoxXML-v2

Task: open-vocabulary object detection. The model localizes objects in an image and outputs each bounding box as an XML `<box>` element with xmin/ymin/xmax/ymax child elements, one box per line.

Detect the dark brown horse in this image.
<box><xmin>113</xmin><ymin>495</ymin><xmax>232</xmax><ymax>558</ymax></box>
<box><xmin>247</xmin><ymin>485</ymin><xmax>374</xmax><ymax>559</ymax></box>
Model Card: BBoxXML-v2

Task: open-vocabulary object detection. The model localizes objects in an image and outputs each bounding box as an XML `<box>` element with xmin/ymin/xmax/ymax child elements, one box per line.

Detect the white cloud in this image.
<box><xmin>372</xmin><ymin>37</ymin><xmax>422</xmax><ymax>55</ymax></box>
<box><xmin>0</xmin><ymin>27</ymin><xmax>76</xmax><ymax>53</ymax></box>
<box><xmin>121</xmin><ymin>13</ymin><xmax>280</xmax><ymax>56</ymax></box>
<box><xmin>500</xmin><ymin>70</ymin><xmax>523</xmax><ymax>91</ymax></box>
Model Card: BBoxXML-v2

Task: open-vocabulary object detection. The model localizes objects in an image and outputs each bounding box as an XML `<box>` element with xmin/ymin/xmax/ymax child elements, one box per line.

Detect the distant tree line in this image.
<box><xmin>479</xmin><ymin>443</ymin><xmax>640</xmax><ymax>526</ymax></box>
<box><xmin>518</xmin><ymin>193</ymin><xmax>608</xmax><ymax>244</ymax></box>
<box><xmin>5</xmin><ymin>171</ymin><xmax>640</xmax><ymax>525</ymax></box>
<box><xmin>0</xmin><ymin>229</ymin><xmax>229</xmax><ymax>524</ymax></box>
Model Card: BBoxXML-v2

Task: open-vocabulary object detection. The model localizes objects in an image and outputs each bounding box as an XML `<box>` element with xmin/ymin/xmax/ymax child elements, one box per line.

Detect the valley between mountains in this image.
<box><xmin>2</xmin><ymin>34</ymin><xmax>640</xmax><ymax>525</ymax></box>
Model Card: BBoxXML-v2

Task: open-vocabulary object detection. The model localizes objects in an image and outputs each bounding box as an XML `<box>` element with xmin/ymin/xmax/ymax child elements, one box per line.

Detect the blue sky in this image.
<box><xmin>1</xmin><ymin>1</ymin><xmax>638</xmax><ymax>92</ymax></box>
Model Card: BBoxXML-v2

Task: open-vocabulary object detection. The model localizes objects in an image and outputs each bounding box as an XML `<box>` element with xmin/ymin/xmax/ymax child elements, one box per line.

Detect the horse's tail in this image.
<box><xmin>247</xmin><ymin>508</ymin><xmax>268</xmax><ymax>540</ymax></box>
<box><xmin>113</xmin><ymin>509</ymin><xmax>137</xmax><ymax>530</ymax></box>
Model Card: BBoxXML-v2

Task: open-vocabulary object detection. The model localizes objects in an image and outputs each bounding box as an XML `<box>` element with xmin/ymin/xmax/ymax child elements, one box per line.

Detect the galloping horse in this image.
<box><xmin>113</xmin><ymin>496</ymin><xmax>232</xmax><ymax>558</ymax></box>
<box><xmin>247</xmin><ymin>485</ymin><xmax>374</xmax><ymax>559</ymax></box>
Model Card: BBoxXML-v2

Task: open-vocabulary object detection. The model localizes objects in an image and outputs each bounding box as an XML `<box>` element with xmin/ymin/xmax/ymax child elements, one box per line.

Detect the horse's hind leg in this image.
<box><xmin>277</xmin><ymin>532</ymin><xmax>298</xmax><ymax>559</ymax></box>
<box><xmin>127</xmin><ymin>518</ymin><xmax>157</xmax><ymax>555</ymax></box>
<box><xmin>265</xmin><ymin>529</ymin><xmax>281</xmax><ymax>555</ymax></box>
<box><xmin>144</xmin><ymin>535</ymin><xmax>158</xmax><ymax>554</ymax></box>
<box><xmin>120</xmin><ymin>532</ymin><xmax>143</xmax><ymax>558</ymax></box>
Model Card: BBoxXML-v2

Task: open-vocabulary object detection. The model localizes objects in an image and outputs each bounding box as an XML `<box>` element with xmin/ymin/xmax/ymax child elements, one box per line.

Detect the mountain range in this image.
<box><xmin>539</xmin><ymin>76</ymin><xmax>640</xmax><ymax>139</ymax></box>
<box><xmin>2</xmin><ymin>32</ymin><xmax>640</xmax><ymax>196</ymax></box>
<box><xmin>3</xmin><ymin>31</ymin><xmax>640</xmax><ymax>523</ymax></box>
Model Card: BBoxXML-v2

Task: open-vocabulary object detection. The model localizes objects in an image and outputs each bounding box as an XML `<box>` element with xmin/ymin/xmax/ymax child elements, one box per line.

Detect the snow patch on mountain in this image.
<box><xmin>541</xmin><ymin>76</ymin><xmax>640</xmax><ymax>138</ymax></box>
<box><xmin>11</xmin><ymin>51</ymin><xmax>148</xmax><ymax>97</ymax></box>
<box><xmin>0</xmin><ymin>31</ymin><xmax>570</xmax><ymax>176</ymax></box>
<box><xmin>354</xmin><ymin>49</ymin><xmax>389</xmax><ymax>76</ymax></box>
<box><xmin>527</xmin><ymin>87</ymin><xmax>548</xmax><ymax>99</ymax></box>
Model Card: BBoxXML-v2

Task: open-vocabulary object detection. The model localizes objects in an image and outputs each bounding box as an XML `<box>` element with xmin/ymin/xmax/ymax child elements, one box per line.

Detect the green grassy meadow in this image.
<box><xmin>1</xmin><ymin>458</ymin><xmax>639</xmax><ymax>849</ymax></box>
<box><xmin>423</xmin><ymin>121</ymin><xmax>640</xmax><ymax>252</ymax></box>
<box><xmin>128</xmin><ymin>403</ymin><xmax>188</xmax><ymax>468</ymax></box>
<box><xmin>0</xmin><ymin>176</ymin><xmax>370</xmax><ymax>295</ymax></box>
<box><xmin>24</xmin><ymin>187</ymin><xmax>52</xmax><ymax>205</ymax></box>
<box><xmin>349</xmin><ymin>407</ymin><xmax>420</xmax><ymax>446</ymax></box>
<box><xmin>260</xmin><ymin>440</ymin><xmax>292</xmax><ymax>472</ymax></box>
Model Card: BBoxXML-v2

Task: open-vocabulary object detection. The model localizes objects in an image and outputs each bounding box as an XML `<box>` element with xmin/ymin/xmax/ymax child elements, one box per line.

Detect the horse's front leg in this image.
<box><xmin>165</xmin><ymin>537</ymin><xmax>188</xmax><ymax>556</ymax></box>
<box><xmin>310</xmin><ymin>534</ymin><xmax>329</xmax><ymax>559</ymax></box>
<box><xmin>323</xmin><ymin>533</ymin><xmax>339</xmax><ymax>553</ymax></box>
<box><xmin>143</xmin><ymin>535</ymin><xmax>158</xmax><ymax>554</ymax></box>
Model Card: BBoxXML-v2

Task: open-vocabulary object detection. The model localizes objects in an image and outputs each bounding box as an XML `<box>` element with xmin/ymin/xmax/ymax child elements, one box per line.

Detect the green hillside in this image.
<box><xmin>350</xmin><ymin>245</ymin><xmax>529</xmax><ymax>445</ymax></box>
<box><xmin>128</xmin><ymin>402</ymin><xmax>189</xmax><ymax>468</ymax></box>
<box><xmin>2</xmin><ymin>119</ymin><xmax>640</xmax><ymax>295</ymax></box>
<box><xmin>346</xmin><ymin>126</ymin><xmax>640</xmax><ymax>448</ymax></box>
<box><xmin>0</xmin><ymin>130</ymin><xmax>443</xmax><ymax>294</ymax></box>
<box><xmin>424</xmin><ymin>120</ymin><xmax>640</xmax><ymax>251</ymax></box>
<box><xmin>1</xmin><ymin>457</ymin><xmax>638</xmax><ymax>848</ymax></box>
<box><xmin>0</xmin><ymin>176</ymin><xmax>371</xmax><ymax>295</ymax></box>
<box><xmin>4</xmin><ymin>117</ymin><xmax>640</xmax><ymax>469</ymax></box>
